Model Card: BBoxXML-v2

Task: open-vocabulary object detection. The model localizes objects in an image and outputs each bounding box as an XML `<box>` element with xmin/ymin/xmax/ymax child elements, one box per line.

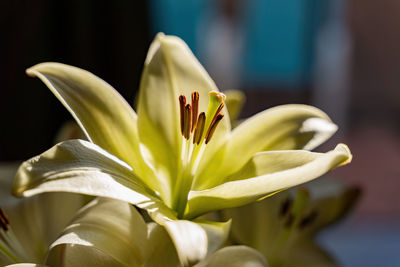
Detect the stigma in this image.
<box><xmin>179</xmin><ymin>90</ymin><xmax>225</xmax><ymax>145</ymax></box>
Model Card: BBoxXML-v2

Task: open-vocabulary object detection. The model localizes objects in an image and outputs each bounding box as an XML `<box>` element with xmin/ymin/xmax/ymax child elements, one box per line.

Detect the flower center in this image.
<box><xmin>0</xmin><ymin>208</ymin><xmax>26</xmax><ymax>263</ymax></box>
<box><xmin>173</xmin><ymin>90</ymin><xmax>225</xmax><ymax>217</ymax></box>
<box><xmin>178</xmin><ymin>91</ymin><xmax>225</xmax><ymax>172</ymax></box>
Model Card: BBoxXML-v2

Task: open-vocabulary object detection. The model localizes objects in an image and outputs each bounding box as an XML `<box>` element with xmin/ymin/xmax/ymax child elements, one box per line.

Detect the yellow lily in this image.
<box><xmin>13</xmin><ymin>33</ymin><xmax>351</xmax><ymax>264</ymax></box>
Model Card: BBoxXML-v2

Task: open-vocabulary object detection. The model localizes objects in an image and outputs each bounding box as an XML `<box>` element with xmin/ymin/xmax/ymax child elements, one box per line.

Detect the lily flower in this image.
<box><xmin>222</xmin><ymin>178</ymin><xmax>360</xmax><ymax>267</ymax></box>
<box><xmin>0</xmin><ymin>163</ymin><xmax>84</xmax><ymax>266</ymax></box>
<box><xmin>13</xmin><ymin>33</ymin><xmax>351</xmax><ymax>264</ymax></box>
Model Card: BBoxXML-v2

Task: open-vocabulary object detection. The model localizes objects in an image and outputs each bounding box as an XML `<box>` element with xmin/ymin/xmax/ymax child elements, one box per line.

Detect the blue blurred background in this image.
<box><xmin>1</xmin><ymin>0</ymin><xmax>399</xmax><ymax>265</ymax></box>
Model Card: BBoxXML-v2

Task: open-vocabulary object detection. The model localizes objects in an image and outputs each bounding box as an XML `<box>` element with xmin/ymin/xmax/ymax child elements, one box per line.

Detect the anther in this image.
<box><xmin>207</xmin><ymin>103</ymin><xmax>224</xmax><ymax>134</ymax></box>
<box><xmin>193</xmin><ymin>112</ymin><xmax>205</xmax><ymax>145</ymax></box>
<box><xmin>0</xmin><ymin>208</ymin><xmax>9</xmax><ymax>231</ymax></box>
<box><xmin>179</xmin><ymin>95</ymin><xmax>186</xmax><ymax>136</ymax></box>
<box><xmin>184</xmin><ymin>104</ymin><xmax>192</xmax><ymax>139</ymax></box>
<box><xmin>279</xmin><ymin>197</ymin><xmax>293</xmax><ymax>218</ymax></box>
<box><xmin>205</xmin><ymin>114</ymin><xmax>224</xmax><ymax>144</ymax></box>
<box><xmin>298</xmin><ymin>210</ymin><xmax>318</xmax><ymax>229</ymax></box>
<box><xmin>191</xmin><ymin>91</ymin><xmax>199</xmax><ymax>133</ymax></box>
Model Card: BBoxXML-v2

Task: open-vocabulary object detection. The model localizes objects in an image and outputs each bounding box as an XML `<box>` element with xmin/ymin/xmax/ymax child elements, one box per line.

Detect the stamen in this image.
<box><xmin>179</xmin><ymin>95</ymin><xmax>186</xmax><ymax>136</ymax></box>
<box><xmin>184</xmin><ymin>104</ymin><xmax>192</xmax><ymax>139</ymax></box>
<box><xmin>205</xmin><ymin>114</ymin><xmax>224</xmax><ymax>144</ymax></box>
<box><xmin>215</xmin><ymin>103</ymin><xmax>224</xmax><ymax>117</ymax></box>
<box><xmin>0</xmin><ymin>208</ymin><xmax>9</xmax><ymax>231</ymax></box>
<box><xmin>191</xmin><ymin>91</ymin><xmax>199</xmax><ymax>132</ymax></box>
<box><xmin>193</xmin><ymin>112</ymin><xmax>205</xmax><ymax>145</ymax></box>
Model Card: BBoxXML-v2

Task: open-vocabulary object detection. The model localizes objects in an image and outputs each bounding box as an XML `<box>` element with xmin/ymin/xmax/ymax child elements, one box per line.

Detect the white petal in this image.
<box><xmin>47</xmin><ymin>198</ymin><xmax>147</xmax><ymax>266</ymax></box>
<box><xmin>13</xmin><ymin>140</ymin><xmax>175</xmax><ymax>220</ymax></box>
<box><xmin>197</xmin><ymin>246</ymin><xmax>268</xmax><ymax>267</ymax></box>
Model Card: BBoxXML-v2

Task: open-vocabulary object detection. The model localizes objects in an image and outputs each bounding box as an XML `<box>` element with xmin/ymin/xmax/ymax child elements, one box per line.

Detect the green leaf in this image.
<box><xmin>26</xmin><ymin>63</ymin><xmax>158</xmax><ymax>191</ymax></box>
<box><xmin>46</xmin><ymin>198</ymin><xmax>148</xmax><ymax>266</ymax></box>
<box><xmin>207</xmin><ymin>105</ymin><xmax>337</xmax><ymax>188</ymax></box>
<box><xmin>186</xmin><ymin>144</ymin><xmax>352</xmax><ymax>218</ymax></box>
<box><xmin>197</xmin><ymin>246</ymin><xmax>268</xmax><ymax>267</ymax></box>
<box><xmin>12</xmin><ymin>140</ymin><xmax>175</xmax><ymax>220</ymax></box>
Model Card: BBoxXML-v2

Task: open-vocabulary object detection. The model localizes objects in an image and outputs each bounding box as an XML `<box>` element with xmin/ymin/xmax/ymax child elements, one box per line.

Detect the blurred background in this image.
<box><xmin>1</xmin><ymin>0</ymin><xmax>399</xmax><ymax>265</ymax></box>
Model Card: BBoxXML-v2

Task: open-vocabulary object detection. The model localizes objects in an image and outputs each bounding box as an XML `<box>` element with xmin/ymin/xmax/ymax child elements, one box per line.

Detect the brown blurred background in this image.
<box><xmin>1</xmin><ymin>0</ymin><xmax>399</xmax><ymax>265</ymax></box>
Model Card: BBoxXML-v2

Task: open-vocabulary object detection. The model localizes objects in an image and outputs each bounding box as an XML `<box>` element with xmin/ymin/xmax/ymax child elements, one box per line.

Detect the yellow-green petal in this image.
<box><xmin>147</xmin><ymin>215</ymin><xmax>230</xmax><ymax>266</ymax></box>
<box><xmin>197</xmin><ymin>246</ymin><xmax>268</xmax><ymax>267</ymax></box>
<box><xmin>46</xmin><ymin>198</ymin><xmax>147</xmax><ymax>266</ymax></box>
<box><xmin>3</xmin><ymin>193</ymin><xmax>85</xmax><ymax>264</ymax></box>
<box><xmin>186</xmin><ymin>144</ymin><xmax>351</xmax><ymax>218</ymax></box>
<box><xmin>142</xmin><ymin>223</ymin><xmax>181</xmax><ymax>267</ymax></box>
<box><xmin>194</xmin><ymin>219</ymin><xmax>231</xmax><ymax>256</ymax></box>
<box><xmin>282</xmin><ymin>239</ymin><xmax>337</xmax><ymax>267</ymax></box>
<box><xmin>47</xmin><ymin>245</ymin><xmax>124</xmax><ymax>267</ymax></box>
<box><xmin>26</xmin><ymin>63</ymin><xmax>155</xmax><ymax>188</ymax></box>
<box><xmin>162</xmin><ymin>220</ymin><xmax>207</xmax><ymax>266</ymax></box>
<box><xmin>222</xmin><ymin>192</ymin><xmax>286</xmax><ymax>260</ymax></box>
<box><xmin>12</xmin><ymin>140</ymin><xmax>174</xmax><ymax>220</ymax></box>
<box><xmin>137</xmin><ymin>33</ymin><xmax>231</xmax><ymax>190</ymax></box>
<box><xmin>202</xmin><ymin>105</ymin><xmax>337</xmax><ymax>189</ymax></box>
<box><xmin>294</xmin><ymin>178</ymin><xmax>361</xmax><ymax>235</ymax></box>
<box><xmin>6</xmin><ymin>264</ymin><xmax>48</xmax><ymax>267</ymax></box>
<box><xmin>223</xmin><ymin>90</ymin><xmax>245</xmax><ymax>126</ymax></box>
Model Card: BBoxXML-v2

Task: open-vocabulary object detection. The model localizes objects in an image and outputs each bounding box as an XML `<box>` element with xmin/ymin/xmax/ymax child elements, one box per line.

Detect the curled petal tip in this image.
<box><xmin>26</xmin><ymin>68</ymin><xmax>36</xmax><ymax>77</ymax></box>
<box><xmin>335</xmin><ymin>143</ymin><xmax>352</xmax><ymax>164</ymax></box>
